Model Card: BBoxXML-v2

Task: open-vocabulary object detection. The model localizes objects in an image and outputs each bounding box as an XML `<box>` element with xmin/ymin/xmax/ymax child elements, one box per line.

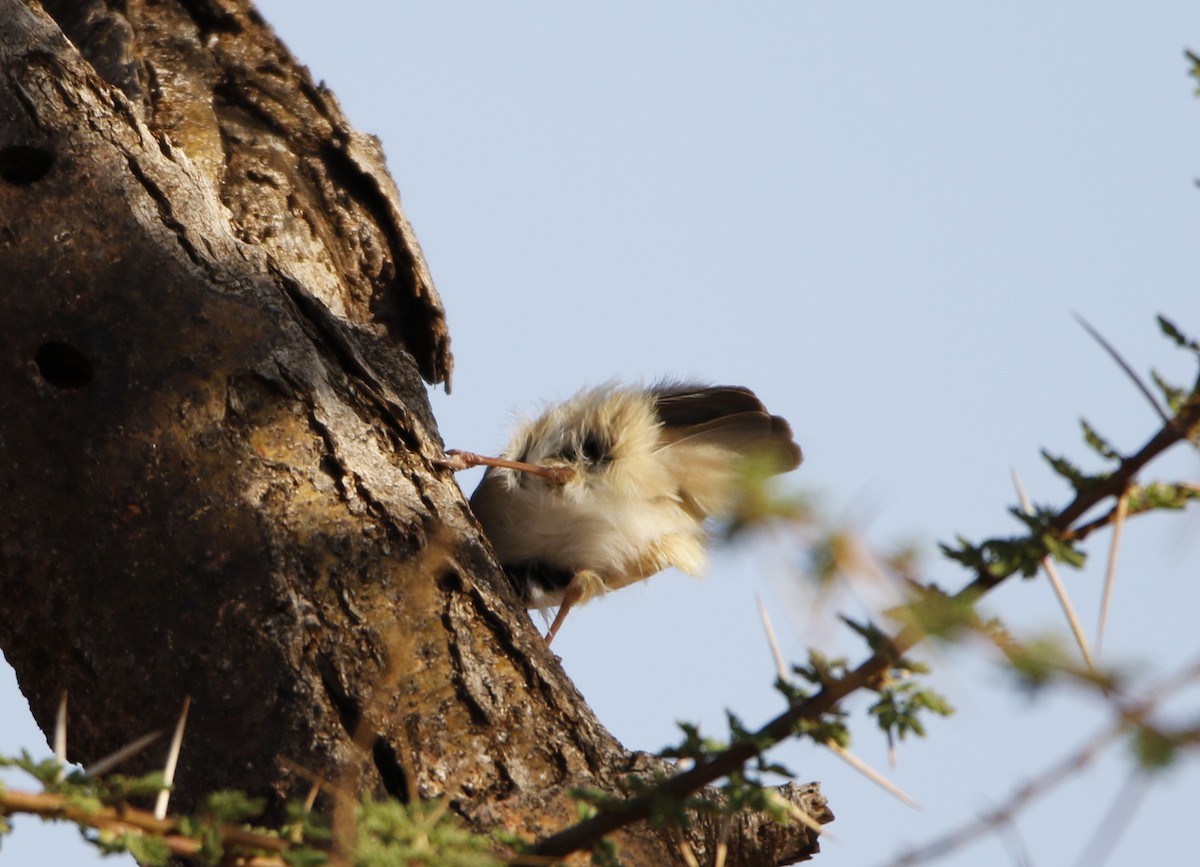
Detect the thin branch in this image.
<box><xmin>967</xmin><ymin>387</ymin><xmax>1200</xmax><ymax>600</ymax></box>
<box><xmin>881</xmin><ymin>651</ymin><xmax>1200</xmax><ymax>867</ymax></box>
<box><xmin>0</xmin><ymin>788</ymin><xmax>289</xmax><ymax>862</ymax></box>
<box><xmin>290</xmin><ymin>776</ymin><xmax>323</xmax><ymax>844</ymax></box>
<box><xmin>881</xmin><ymin>724</ymin><xmax>1119</xmax><ymax>867</ymax></box>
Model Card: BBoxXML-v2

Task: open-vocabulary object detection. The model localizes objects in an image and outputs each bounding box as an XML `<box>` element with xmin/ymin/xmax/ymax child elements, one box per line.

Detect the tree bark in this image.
<box><xmin>0</xmin><ymin>1</ymin><xmax>827</xmax><ymax>863</ymax></box>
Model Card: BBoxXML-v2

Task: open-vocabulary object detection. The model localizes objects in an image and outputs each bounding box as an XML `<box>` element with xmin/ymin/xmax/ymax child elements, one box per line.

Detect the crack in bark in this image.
<box><xmin>4</xmin><ymin>50</ymin><xmax>57</xmax><ymax>128</ymax></box>
<box><xmin>441</xmin><ymin>592</ymin><xmax>498</xmax><ymax>728</ymax></box>
<box><xmin>177</xmin><ymin>0</ymin><xmax>244</xmax><ymax>38</ymax></box>
<box><xmin>274</xmin><ymin>266</ymin><xmax>424</xmax><ymax>456</ymax></box>
<box><xmin>370</xmin><ymin>737</ymin><xmax>411</xmax><ymax>805</ymax></box>
<box><xmin>123</xmin><ymin>151</ymin><xmax>203</xmax><ymax>266</ymax></box>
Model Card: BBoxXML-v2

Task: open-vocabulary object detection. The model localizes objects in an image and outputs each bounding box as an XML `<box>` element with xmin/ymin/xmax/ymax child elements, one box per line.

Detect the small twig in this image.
<box><xmin>0</xmin><ymin>788</ymin><xmax>290</xmax><ymax>862</ymax></box>
<box><xmin>1072</xmin><ymin>312</ymin><xmax>1170</xmax><ymax>424</ymax></box>
<box><xmin>425</xmin><ymin>768</ymin><xmax>469</xmax><ymax>829</ymax></box>
<box><xmin>1095</xmin><ymin>488</ymin><xmax>1129</xmax><ymax>655</ymax></box>
<box><xmin>883</xmin><ymin>724</ymin><xmax>1120</xmax><ymax>867</ymax></box>
<box><xmin>154</xmin><ymin>696</ymin><xmax>191</xmax><ymax>821</ymax></box>
<box><xmin>289</xmin><ymin>775</ymin><xmax>324</xmax><ymax>844</ymax></box>
<box><xmin>881</xmin><ymin>651</ymin><xmax>1200</xmax><ymax>867</ymax></box>
<box><xmin>1012</xmin><ymin>471</ymin><xmax>1097</xmax><ymax>675</ymax></box>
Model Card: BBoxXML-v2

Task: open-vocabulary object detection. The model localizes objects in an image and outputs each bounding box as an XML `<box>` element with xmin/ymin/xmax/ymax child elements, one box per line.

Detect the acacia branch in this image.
<box><xmin>533</xmin><ymin>370</ymin><xmax>1200</xmax><ymax>861</ymax></box>
<box><xmin>0</xmin><ymin>789</ymin><xmax>290</xmax><ymax>863</ymax></box>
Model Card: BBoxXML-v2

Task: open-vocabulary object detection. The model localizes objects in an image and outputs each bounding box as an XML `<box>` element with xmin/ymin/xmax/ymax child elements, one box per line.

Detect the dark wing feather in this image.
<box><xmin>651</xmin><ymin>384</ymin><xmax>766</xmax><ymax>428</ymax></box>
<box><xmin>651</xmin><ymin>384</ymin><xmax>802</xmax><ymax>472</ymax></box>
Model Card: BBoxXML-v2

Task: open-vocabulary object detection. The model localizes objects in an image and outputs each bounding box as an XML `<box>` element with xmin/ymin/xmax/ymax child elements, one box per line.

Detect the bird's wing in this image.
<box><xmin>651</xmin><ymin>384</ymin><xmax>802</xmax><ymax>472</ymax></box>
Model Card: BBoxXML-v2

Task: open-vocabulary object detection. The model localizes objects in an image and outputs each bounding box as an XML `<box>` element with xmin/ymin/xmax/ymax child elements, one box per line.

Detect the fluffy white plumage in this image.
<box><xmin>457</xmin><ymin>382</ymin><xmax>801</xmax><ymax>642</ymax></box>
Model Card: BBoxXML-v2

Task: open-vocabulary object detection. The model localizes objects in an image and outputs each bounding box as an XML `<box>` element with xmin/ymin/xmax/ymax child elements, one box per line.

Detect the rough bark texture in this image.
<box><xmin>0</xmin><ymin>1</ymin><xmax>828</xmax><ymax>863</ymax></box>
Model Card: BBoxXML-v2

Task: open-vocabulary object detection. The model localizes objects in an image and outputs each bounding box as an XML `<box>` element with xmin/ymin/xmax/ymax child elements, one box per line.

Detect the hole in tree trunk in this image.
<box><xmin>0</xmin><ymin>145</ymin><xmax>55</xmax><ymax>185</ymax></box>
<box><xmin>35</xmin><ymin>341</ymin><xmax>94</xmax><ymax>389</ymax></box>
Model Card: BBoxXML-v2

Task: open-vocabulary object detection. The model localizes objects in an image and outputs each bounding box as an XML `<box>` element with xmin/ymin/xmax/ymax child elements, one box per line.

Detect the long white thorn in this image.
<box><xmin>154</xmin><ymin>696</ymin><xmax>191</xmax><ymax>821</ymax></box>
<box><xmin>714</xmin><ymin>812</ymin><xmax>731</xmax><ymax>867</ymax></box>
<box><xmin>1096</xmin><ymin>490</ymin><xmax>1129</xmax><ymax>655</ymax></box>
<box><xmin>677</xmin><ymin>839</ymin><xmax>701</xmax><ymax>867</ymax></box>
<box><xmin>825</xmin><ymin>739</ymin><xmax>921</xmax><ymax>810</ymax></box>
<box><xmin>1012</xmin><ymin>470</ymin><xmax>1097</xmax><ymax>675</ymax></box>
<box><xmin>53</xmin><ymin>691</ymin><xmax>68</xmax><ymax>781</ymax></box>
<box><xmin>756</xmin><ymin>594</ymin><xmax>790</xmax><ymax>683</ymax></box>
<box><xmin>85</xmin><ymin>729</ymin><xmax>166</xmax><ymax>777</ymax></box>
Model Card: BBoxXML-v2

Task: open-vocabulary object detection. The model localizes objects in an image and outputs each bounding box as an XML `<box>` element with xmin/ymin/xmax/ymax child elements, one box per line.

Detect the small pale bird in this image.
<box><xmin>436</xmin><ymin>383</ymin><xmax>802</xmax><ymax>644</ymax></box>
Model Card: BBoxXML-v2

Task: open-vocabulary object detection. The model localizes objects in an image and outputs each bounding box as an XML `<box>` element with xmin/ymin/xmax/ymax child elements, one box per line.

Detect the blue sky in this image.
<box><xmin>3</xmin><ymin>3</ymin><xmax>1199</xmax><ymax>865</ymax></box>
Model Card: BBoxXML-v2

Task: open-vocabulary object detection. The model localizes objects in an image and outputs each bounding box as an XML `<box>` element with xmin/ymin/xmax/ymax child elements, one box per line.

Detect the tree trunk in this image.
<box><xmin>0</xmin><ymin>2</ymin><xmax>826</xmax><ymax>863</ymax></box>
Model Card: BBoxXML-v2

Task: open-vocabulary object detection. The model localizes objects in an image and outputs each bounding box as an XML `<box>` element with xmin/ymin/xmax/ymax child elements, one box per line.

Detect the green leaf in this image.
<box><xmin>1042</xmin><ymin>534</ymin><xmax>1086</xmax><ymax>568</ymax></box>
<box><xmin>1080</xmin><ymin>419</ymin><xmax>1121</xmax><ymax>462</ymax></box>
<box><xmin>282</xmin><ymin>847</ymin><xmax>330</xmax><ymax>867</ymax></box>
<box><xmin>1041</xmin><ymin>449</ymin><xmax>1102</xmax><ymax>492</ymax></box>
<box><xmin>1157</xmin><ymin>314</ymin><xmax>1199</xmax><ymax>352</ymax></box>
<box><xmin>120</xmin><ymin>833</ymin><xmax>173</xmax><ymax>867</ymax></box>
<box><xmin>659</xmin><ymin>721</ymin><xmax>725</xmax><ymax>764</ymax></box>
<box><xmin>1002</xmin><ymin>635</ymin><xmax>1071</xmax><ymax>694</ymax></box>
<box><xmin>104</xmin><ymin>771</ymin><xmax>167</xmax><ymax>800</ymax></box>
<box><xmin>868</xmin><ymin>680</ymin><xmax>954</xmax><ymax>744</ymax></box>
<box><xmin>793</xmin><ymin>649</ymin><xmax>851</xmax><ymax>686</ymax></box>
<box><xmin>202</xmin><ymin>789</ymin><xmax>265</xmax><ymax>823</ymax></box>
<box><xmin>1127</xmin><ymin>481</ymin><xmax>1200</xmax><ymax>513</ymax></box>
<box><xmin>773</xmin><ymin>675</ymin><xmax>811</xmax><ymax>706</ymax></box>
<box><xmin>1150</xmin><ymin>369</ymin><xmax>1186</xmax><ymax>414</ymax></box>
<box><xmin>355</xmin><ymin>796</ymin><xmax>502</xmax><ymax>867</ymax></box>
<box><xmin>1130</xmin><ymin>724</ymin><xmax>1178</xmax><ymax>771</ymax></box>
<box><xmin>887</xmin><ymin>583</ymin><xmax>980</xmax><ymax>640</ymax></box>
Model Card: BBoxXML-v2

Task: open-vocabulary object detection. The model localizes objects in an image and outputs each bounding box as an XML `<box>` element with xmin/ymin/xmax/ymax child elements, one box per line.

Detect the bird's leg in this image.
<box><xmin>544</xmin><ymin>582</ymin><xmax>583</xmax><ymax>646</ymax></box>
<box><xmin>543</xmin><ymin>570</ymin><xmax>606</xmax><ymax>645</ymax></box>
<box><xmin>434</xmin><ymin>450</ymin><xmax>573</xmax><ymax>484</ymax></box>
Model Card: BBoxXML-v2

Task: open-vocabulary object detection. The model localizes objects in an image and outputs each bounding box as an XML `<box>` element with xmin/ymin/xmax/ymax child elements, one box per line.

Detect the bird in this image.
<box><xmin>435</xmin><ymin>382</ymin><xmax>802</xmax><ymax>644</ymax></box>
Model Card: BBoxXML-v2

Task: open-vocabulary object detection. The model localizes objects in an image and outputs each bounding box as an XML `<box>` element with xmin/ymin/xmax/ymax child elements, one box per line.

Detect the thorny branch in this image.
<box><xmin>532</xmin><ymin>368</ymin><xmax>1200</xmax><ymax>861</ymax></box>
<box><xmin>0</xmin><ymin>789</ymin><xmax>288</xmax><ymax>864</ymax></box>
